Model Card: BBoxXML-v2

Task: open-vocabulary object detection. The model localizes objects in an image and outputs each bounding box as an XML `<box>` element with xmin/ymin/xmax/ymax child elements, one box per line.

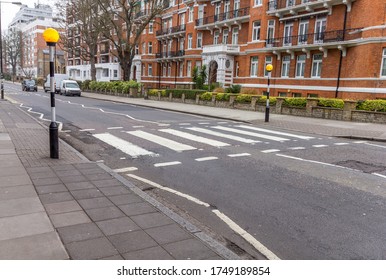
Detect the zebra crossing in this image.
<box><xmin>93</xmin><ymin>124</ymin><xmax>316</xmax><ymax>159</ymax></box>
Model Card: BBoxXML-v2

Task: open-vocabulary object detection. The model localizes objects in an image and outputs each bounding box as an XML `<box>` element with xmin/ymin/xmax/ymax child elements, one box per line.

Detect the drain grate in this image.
<box><xmin>335</xmin><ymin>160</ymin><xmax>386</xmax><ymax>173</ymax></box>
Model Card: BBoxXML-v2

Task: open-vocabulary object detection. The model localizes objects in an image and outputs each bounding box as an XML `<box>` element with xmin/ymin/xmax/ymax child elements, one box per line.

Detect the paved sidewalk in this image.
<box><xmin>0</xmin><ymin>100</ymin><xmax>238</xmax><ymax>260</ymax></box>
<box><xmin>82</xmin><ymin>92</ymin><xmax>386</xmax><ymax>142</ymax></box>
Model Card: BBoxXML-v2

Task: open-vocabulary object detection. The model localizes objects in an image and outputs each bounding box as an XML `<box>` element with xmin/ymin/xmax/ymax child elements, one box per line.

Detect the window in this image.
<box><xmin>188</xmin><ymin>7</ymin><xmax>194</xmax><ymax>22</ymax></box>
<box><xmin>267</xmin><ymin>20</ymin><xmax>275</xmax><ymax>45</ymax></box>
<box><xmin>296</xmin><ymin>55</ymin><xmax>306</xmax><ymax>77</ymax></box>
<box><xmin>264</xmin><ymin>56</ymin><xmax>273</xmax><ymax>77</ymax></box>
<box><xmin>214</xmin><ymin>31</ymin><xmax>220</xmax><ymax>45</ymax></box>
<box><xmin>179</xmin><ymin>62</ymin><xmax>184</xmax><ymax>77</ymax></box>
<box><xmin>163</xmin><ymin>64</ymin><xmax>166</xmax><ymax>76</ymax></box>
<box><xmin>223</xmin><ymin>28</ymin><xmax>229</xmax><ymax>44</ymax></box>
<box><xmin>188</xmin><ymin>34</ymin><xmax>192</xmax><ymax>49</ymax></box>
<box><xmin>148</xmin><ymin>64</ymin><xmax>152</xmax><ymax>76</ymax></box>
<box><xmin>232</xmin><ymin>27</ymin><xmax>239</xmax><ymax>44</ymax></box>
<box><xmin>187</xmin><ymin>61</ymin><xmax>192</xmax><ymax>76</ymax></box>
<box><xmin>142</xmin><ymin>42</ymin><xmax>146</xmax><ymax>54</ymax></box>
<box><xmin>252</xmin><ymin>21</ymin><xmax>261</xmax><ymax>41</ymax></box>
<box><xmin>254</xmin><ymin>0</ymin><xmax>262</xmax><ymax>6</ymax></box>
<box><xmin>281</xmin><ymin>56</ymin><xmax>290</xmax><ymax>77</ymax></box>
<box><xmin>113</xmin><ymin>70</ymin><xmax>118</xmax><ymax>78</ymax></box>
<box><xmin>311</xmin><ymin>54</ymin><xmax>323</xmax><ymax>77</ymax></box>
<box><xmin>148</xmin><ymin>42</ymin><xmax>153</xmax><ymax>54</ymax></box>
<box><xmin>284</xmin><ymin>23</ymin><xmax>293</xmax><ymax>46</ymax></box>
<box><xmin>314</xmin><ymin>17</ymin><xmax>327</xmax><ymax>43</ymax></box>
<box><xmin>235</xmin><ymin>61</ymin><xmax>239</xmax><ymax>77</ymax></box>
<box><xmin>250</xmin><ymin>56</ymin><xmax>258</xmax><ymax>77</ymax></box>
<box><xmin>196</xmin><ymin>61</ymin><xmax>202</xmax><ymax>69</ymax></box>
<box><xmin>197</xmin><ymin>32</ymin><xmax>202</xmax><ymax>48</ymax></box>
<box><xmin>381</xmin><ymin>48</ymin><xmax>386</xmax><ymax>77</ymax></box>
<box><xmin>298</xmin><ymin>20</ymin><xmax>309</xmax><ymax>44</ymax></box>
<box><xmin>168</xmin><ymin>63</ymin><xmax>171</xmax><ymax>77</ymax></box>
<box><xmin>149</xmin><ymin>22</ymin><xmax>153</xmax><ymax>34</ymax></box>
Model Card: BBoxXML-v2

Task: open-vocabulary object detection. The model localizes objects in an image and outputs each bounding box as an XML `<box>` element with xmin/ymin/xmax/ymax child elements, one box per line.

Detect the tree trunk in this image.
<box><xmin>90</xmin><ymin>59</ymin><xmax>97</xmax><ymax>81</ymax></box>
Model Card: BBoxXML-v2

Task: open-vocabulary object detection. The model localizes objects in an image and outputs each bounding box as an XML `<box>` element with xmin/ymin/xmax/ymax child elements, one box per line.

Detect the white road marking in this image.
<box><xmin>120</xmin><ymin>157</ymin><xmax>126</xmax><ymax>160</ymax></box>
<box><xmin>186</xmin><ymin>127</ymin><xmax>260</xmax><ymax>144</ymax></box>
<box><xmin>157</xmin><ymin>124</ymin><xmax>170</xmax><ymax>127</ymax></box>
<box><xmin>127</xmin><ymin>174</ymin><xmax>278</xmax><ymax>260</ymax></box>
<box><xmin>159</xmin><ymin>129</ymin><xmax>230</xmax><ymax>147</ymax></box>
<box><xmin>127</xmin><ymin>130</ymin><xmax>196</xmax><ymax>152</ymax></box>
<box><xmin>154</xmin><ymin>161</ymin><xmax>181</xmax><ymax>167</ymax></box>
<box><xmin>276</xmin><ymin>154</ymin><xmax>356</xmax><ymax>171</ymax></box>
<box><xmin>237</xmin><ymin>125</ymin><xmax>315</xmax><ymax>140</ymax></box>
<box><xmin>212</xmin><ymin>209</ymin><xmax>280</xmax><ymax>260</ymax></box>
<box><xmin>79</xmin><ymin>128</ymin><xmax>95</xmax><ymax>132</ymax></box>
<box><xmin>179</xmin><ymin>123</ymin><xmax>191</xmax><ymax>125</ymax></box>
<box><xmin>313</xmin><ymin>144</ymin><xmax>328</xmax><ymax>148</ymax></box>
<box><xmin>228</xmin><ymin>153</ymin><xmax>251</xmax><ymax>158</ymax></box>
<box><xmin>195</xmin><ymin>157</ymin><xmax>218</xmax><ymax>162</ymax></box>
<box><xmin>107</xmin><ymin>127</ymin><xmax>123</xmax><ymax>130</ymax></box>
<box><xmin>61</xmin><ymin>130</ymin><xmax>71</xmax><ymax>133</ymax></box>
<box><xmin>373</xmin><ymin>173</ymin><xmax>386</xmax><ymax>179</ymax></box>
<box><xmin>133</xmin><ymin>126</ymin><xmax>144</xmax><ymax>128</ymax></box>
<box><xmin>353</xmin><ymin>141</ymin><xmax>367</xmax><ymax>144</ymax></box>
<box><xmin>217</xmin><ymin>122</ymin><xmax>228</xmax><ymax>124</ymax></box>
<box><xmin>365</xmin><ymin>143</ymin><xmax>386</xmax><ymax>149</ymax></box>
<box><xmin>93</xmin><ymin>133</ymin><xmax>155</xmax><ymax>158</ymax></box>
<box><xmin>261</xmin><ymin>149</ymin><xmax>280</xmax><ymax>153</ymax></box>
<box><xmin>199</xmin><ymin>122</ymin><xmax>210</xmax><ymax>125</ymax></box>
<box><xmin>96</xmin><ymin>160</ymin><xmax>104</xmax><ymax>163</ymax></box>
<box><xmin>333</xmin><ymin>143</ymin><xmax>350</xmax><ymax>146</ymax></box>
<box><xmin>127</xmin><ymin>174</ymin><xmax>210</xmax><ymax>207</ymax></box>
<box><xmin>113</xmin><ymin>167</ymin><xmax>138</xmax><ymax>173</ymax></box>
<box><xmin>288</xmin><ymin>147</ymin><xmax>306</xmax><ymax>150</ymax></box>
<box><xmin>213</xmin><ymin>126</ymin><xmax>289</xmax><ymax>142</ymax></box>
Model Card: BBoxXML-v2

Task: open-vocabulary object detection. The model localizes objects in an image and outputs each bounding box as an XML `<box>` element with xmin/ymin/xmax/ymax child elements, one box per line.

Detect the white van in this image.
<box><xmin>44</xmin><ymin>74</ymin><xmax>69</xmax><ymax>93</ymax></box>
<box><xmin>59</xmin><ymin>80</ymin><xmax>81</xmax><ymax>96</ymax></box>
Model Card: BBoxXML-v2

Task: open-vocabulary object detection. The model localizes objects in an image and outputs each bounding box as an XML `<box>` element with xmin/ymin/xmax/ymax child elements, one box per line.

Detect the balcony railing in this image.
<box><xmin>195</xmin><ymin>7</ymin><xmax>250</xmax><ymax>27</ymax></box>
<box><xmin>265</xmin><ymin>28</ymin><xmax>362</xmax><ymax>48</ymax></box>
<box><xmin>156</xmin><ymin>24</ymin><xmax>186</xmax><ymax>37</ymax></box>
<box><xmin>202</xmin><ymin>44</ymin><xmax>240</xmax><ymax>54</ymax></box>
<box><xmin>268</xmin><ymin>0</ymin><xmax>318</xmax><ymax>11</ymax></box>
<box><xmin>156</xmin><ymin>50</ymin><xmax>185</xmax><ymax>59</ymax></box>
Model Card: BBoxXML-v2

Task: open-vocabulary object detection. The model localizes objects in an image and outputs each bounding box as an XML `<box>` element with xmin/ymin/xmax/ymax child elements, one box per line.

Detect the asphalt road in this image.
<box><xmin>5</xmin><ymin>83</ymin><xmax>386</xmax><ymax>259</ymax></box>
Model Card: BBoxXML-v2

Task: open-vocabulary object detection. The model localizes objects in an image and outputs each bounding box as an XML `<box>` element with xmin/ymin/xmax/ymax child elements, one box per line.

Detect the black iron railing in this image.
<box><xmin>156</xmin><ymin>50</ymin><xmax>185</xmax><ymax>58</ymax></box>
<box><xmin>156</xmin><ymin>24</ymin><xmax>186</xmax><ymax>36</ymax></box>
<box><xmin>195</xmin><ymin>7</ymin><xmax>250</xmax><ymax>27</ymax></box>
<box><xmin>268</xmin><ymin>0</ymin><xmax>320</xmax><ymax>11</ymax></box>
<box><xmin>265</xmin><ymin>28</ymin><xmax>362</xmax><ymax>48</ymax></box>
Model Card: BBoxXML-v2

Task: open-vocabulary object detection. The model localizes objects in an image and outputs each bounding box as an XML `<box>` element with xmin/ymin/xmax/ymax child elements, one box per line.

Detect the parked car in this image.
<box><xmin>59</xmin><ymin>80</ymin><xmax>81</xmax><ymax>96</ymax></box>
<box><xmin>22</xmin><ymin>80</ymin><xmax>37</xmax><ymax>92</ymax></box>
<box><xmin>44</xmin><ymin>74</ymin><xmax>69</xmax><ymax>93</ymax></box>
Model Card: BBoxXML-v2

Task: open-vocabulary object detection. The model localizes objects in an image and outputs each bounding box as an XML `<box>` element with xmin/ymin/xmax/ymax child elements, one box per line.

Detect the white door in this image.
<box><xmin>298</xmin><ymin>21</ymin><xmax>309</xmax><ymax>44</ymax></box>
<box><xmin>284</xmin><ymin>24</ymin><xmax>293</xmax><ymax>46</ymax></box>
<box><xmin>314</xmin><ymin>17</ymin><xmax>327</xmax><ymax>43</ymax></box>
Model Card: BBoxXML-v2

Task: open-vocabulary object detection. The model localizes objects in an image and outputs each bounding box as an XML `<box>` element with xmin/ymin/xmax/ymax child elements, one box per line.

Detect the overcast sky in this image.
<box><xmin>1</xmin><ymin>0</ymin><xmax>56</xmax><ymax>30</ymax></box>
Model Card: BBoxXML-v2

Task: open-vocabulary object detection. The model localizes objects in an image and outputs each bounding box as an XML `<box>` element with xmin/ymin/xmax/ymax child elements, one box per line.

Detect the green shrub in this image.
<box><xmin>283</xmin><ymin>98</ymin><xmax>307</xmax><ymax>108</ymax></box>
<box><xmin>89</xmin><ymin>81</ymin><xmax>98</xmax><ymax>91</ymax></box>
<box><xmin>356</xmin><ymin>100</ymin><xmax>386</xmax><ymax>112</ymax></box>
<box><xmin>160</xmin><ymin>90</ymin><xmax>168</xmax><ymax>97</ymax></box>
<box><xmin>317</xmin><ymin>98</ymin><xmax>344</xmax><ymax>109</ymax></box>
<box><xmin>200</xmin><ymin>92</ymin><xmax>213</xmax><ymax>101</ymax></box>
<box><xmin>82</xmin><ymin>80</ymin><xmax>91</xmax><ymax>90</ymax></box>
<box><xmin>226</xmin><ymin>84</ymin><xmax>242</xmax><ymax>94</ymax></box>
<box><xmin>241</xmin><ymin>88</ymin><xmax>259</xmax><ymax>95</ymax></box>
<box><xmin>235</xmin><ymin>94</ymin><xmax>252</xmax><ymax>103</ymax></box>
<box><xmin>148</xmin><ymin>89</ymin><xmax>159</xmax><ymax>96</ymax></box>
<box><xmin>213</xmin><ymin>87</ymin><xmax>225</xmax><ymax>93</ymax></box>
<box><xmin>257</xmin><ymin>96</ymin><xmax>277</xmax><ymax>106</ymax></box>
<box><xmin>165</xmin><ymin>89</ymin><xmax>205</xmax><ymax>99</ymax></box>
<box><xmin>215</xmin><ymin>93</ymin><xmax>230</xmax><ymax>101</ymax></box>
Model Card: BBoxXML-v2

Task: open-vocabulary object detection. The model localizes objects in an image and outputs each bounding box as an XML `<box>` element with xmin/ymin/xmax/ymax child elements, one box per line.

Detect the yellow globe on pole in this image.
<box><xmin>266</xmin><ymin>64</ymin><xmax>273</xmax><ymax>72</ymax></box>
<box><xmin>43</xmin><ymin>28</ymin><xmax>60</xmax><ymax>44</ymax></box>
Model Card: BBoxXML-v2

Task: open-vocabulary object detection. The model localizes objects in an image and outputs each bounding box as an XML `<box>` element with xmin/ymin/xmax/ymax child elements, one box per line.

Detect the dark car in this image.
<box><xmin>22</xmin><ymin>80</ymin><xmax>38</xmax><ymax>92</ymax></box>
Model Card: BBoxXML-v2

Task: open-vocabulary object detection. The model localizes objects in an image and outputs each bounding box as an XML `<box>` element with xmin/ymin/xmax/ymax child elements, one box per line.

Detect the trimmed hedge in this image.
<box><xmin>283</xmin><ymin>98</ymin><xmax>307</xmax><ymax>108</ymax></box>
<box><xmin>317</xmin><ymin>98</ymin><xmax>344</xmax><ymax>109</ymax></box>
<box><xmin>356</xmin><ymin>100</ymin><xmax>386</xmax><ymax>112</ymax></box>
<box><xmin>200</xmin><ymin>92</ymin><xmax>213</xmax><ymax>101</ymax></box>
<box><xmin>235</xmin><ymin>94</ymin><xmax>252</xmax><ymax>103</ymax></box>
<box><xmin>215</xmin><ymin>93</ymin><xmax>231</xmax><ymax>101</ymax></box>
<box><xmin>88</xmin><ymin>80</ymin><xmax>141</xmax><ymax>93</ymax></box>
<box><xmin>165</xmin><ymin>89</ymin><xmax>206</xmax><ymax>100</ymax></box>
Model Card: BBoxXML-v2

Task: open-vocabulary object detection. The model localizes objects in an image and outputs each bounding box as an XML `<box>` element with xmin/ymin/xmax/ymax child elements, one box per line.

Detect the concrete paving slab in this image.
<box><xmin>84</xmin><ymin>206</ymin><xmax>126</xmax><ymax>222</ymax></box>
<box><xmin>32</xmin><ymin>177</ymin><xmax>62</xmax><ymax>186</ymax></box>
<box><xmin>0</xmin><ymin>174</ymin><xmax>32</xmax><ymax>188</ymax></box>
<box><xmin>0</xmin><ymin>185</ymin><xmax>37</xmax><ymax>201</ymax></box>
<box><xmin>28</xmin><ymin>171</ymin><xmax>59</xmax><ymax>180</ymax></box>
<box><xmin>98</xmin><ymin>186</ymin><xmax>131</xmax><ymax>196</ymax></box>
<box><xmin>0</xmin><ymin>142</ymin><xmax>15</xmax><ymax>149</ymax></box>
<box><xmin>118</xmin><ymin>202</ymin><xmax>157</xmax><ymax>217</ymax></box>
<box><xmin>65</xmin><ymin>181</ymin><xmax>96</xmax><ymax>191</ymax></box>
<box><xmin>0</xmin><ymin>212</ymin><xmax>53</xmax><ymax>241</ymax></box>
<box><xmin>36</xmin><ymin>183</ymin><xmax>68</xmax><ymax>195</ymax></box>
<box><xmin>92</xmin><ymin>178</ymin><xmax>122</xmax><ymax>188</ymax></box>
<box><xmin>57</xmin><ymin>222</ymin><xmax>104</xmax><ymax>244</ymax></box>
<box><xmin>73</xmin><ymin>163</ymin><xmax>98</xmax><ymax>169</ymax></box>
<box><xmin>78</xmin><ymin>197</ymin><xmax>114</xmax><ymax>210</ymax></box>
<box><xmin>0</xmin><ymin>133</ymin><xmax>11</xmax><ymax>141</ymax></box>
<box><xmin>130</xmin><ymin>212</ymin><xmax>175</xmax><ymax>230</ymax></box>
<box><xmin>145</xmin><ymin>224</ymin><xmax>193</xmax><ymax>245</ymax></box>
<box><xmin>26</xmin><ymin>167</ymin><xmax>53</xmax><ymax>173</ymax></box>
<box><xmin>70</xmin><ymin>188</ymin><xmax>103</xmax><ymax>200</ymax></box>
<box><xmin>44</xmin><ymin>200</ymin><xmax>82</xmax><ymax>215</ymax></box>
<box><xmin>101</xmin><ymin>255</ymin><xmax>124</xmax><ymax>260</ymax></box>
<box><xmin>122</xmin><ymin>246</ymin><xmax>174</xmax><ymax>260</ymax></box>
<box><xmin>65</xmin><ymin>237</ymin><xmax>118</xmax><ymax>260</ymax></box>
<box><xmin>39</xmin><ymin>192</ymin><xmax>74</xmax><ymax>205</ymax></box>
<box><xmin>108</xmin><ymin>230</ymin><xmax>158</xmax><ymax>254</ymax></box>
<box><xmin>60</xmin><ymin>175</ymin><xmax>89</xmax><ymax>184</ymax></box>
<box><xmin>51</xmin><ymin>165</ymin><xmax>77</xmax><ymax>172</ymax></box>
<box><xmin>96</xmin><ymin>217</ymin><xmax>140</xmax><ymax>236</ymax></box>
<box><xmin>0</xmin><ymin>166</ymin><xmax>27</xmax><ymax>177</ymax></box>
<box><xmin>85</xmin><ymin>173</ymin><xmax>115</xmax><ymax>181</ymax></box>
<box><xmin>163</xmin><ymin>238</ymin><xmax>219</xmax><ymax>260</ymax></box>
<box><xmin>56</xmin><ymin>169</ymin><xmax>83</xmax><ymax>177</ymax></box>
<box><xmin>0</xmin><ymin>231</ymin><xmax>68</xmax><ymax>260</ymax></box>
<box><xmin>108</xmin><ymin>193</ymin><xmax>144</xmax><ymax>205</ymax></box>
<box><xmin>50</xmin><ymin>211</ymin><xmax>91</xmax><ymax>228</ymax></box>
<box><xmin>0</xmin><ymin>149</ymin><xmax>15</xmax><ymax>155</ymax></box>
<box><xmin>0</xmin><ymin>197</ymin><xmax>44</xmax><ymax>218</ymax></box>
<box><xmin>79</xmin><ymin>168</ymin><xmax>108</xmax><ymax>175</ymax></box>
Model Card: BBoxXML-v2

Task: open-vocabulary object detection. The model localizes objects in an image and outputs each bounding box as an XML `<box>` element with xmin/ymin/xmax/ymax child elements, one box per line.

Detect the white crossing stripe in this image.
<box><xmin>228</xmin><ymin>153</ymin><xmax>251</xmax><ymax>157</ymax></box>
<box><xmin>159</xmin><ymin>129</ymin><xmax>230</xmax><ymax>147</ymax></box>
<box><xmin>313</xmin><ymin>144</ymin><xmax>328</xmax><ymax>148</ymax></box>
<box><xmin>154</xmin><ymin>161</ymin><xmax>181</xmax><ymax>167</ymax></box>
<box><xmin>333</xmin><ymin>143</ymin><xmax>350</xmax><ymax>146</ymax></box>
<box><xmin>237</xmin><ymin>125</ymin><xmax>314</xmax><ymax>140</ymax></box>
<box><xmin>79</xmin><ymin>128</ymin><xmax>95</xmax><ymax>132</ymax></box>
<box><xmin>113</xmin><ymin>167</ymin><xmax>138</xmax><ymax>173</ymax></box>
<box><xmin>186</xmin><ymin>127</ymin><xmax>260</xmax><ymax>144</ymax></box>
<box><xmin>93</xmin><ymin>133</ymin><xmax>155</xmax><ymax>158</ymax></box>
<box><xmin>195</xmin><ymin>157</ymin><xmax>218</xmax><ymax>162</ymax></box>
<box><xmin>213</xmin><ymin>126</ymin><xmax>289</xmax><ymax>142</ymax></box>
<box><xmin>107</xmin><ymin>127</ymin><xmax>123</xmax><ymax>130</ymax></box>
<box><xmin>127</xmin><ymin>130</ymin><xmax>196</xmax><ymax>152</ymax></box>
<box><xmin>261</xmin><ymin>149</ymin><xmax>280</xmax><ymax>153</ymax></box>
<box><xmin>288</xmin><ymin>147</ymin><xmax>306</xmax><ymax>150</ymax></box>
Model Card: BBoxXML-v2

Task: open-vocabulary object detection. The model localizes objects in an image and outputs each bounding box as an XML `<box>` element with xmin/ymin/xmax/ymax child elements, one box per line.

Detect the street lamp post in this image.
<box><xmin>265</xmin><ymin>64</ymin><xmax>273</xmax><ymax>123</ymax></box>
<box><xmin>43</xmin><ymin>28</ymin><xmax>60</xmax><ymax>159</ymax></box>
<box><xmin>0</xmin><ymin>1</ymin><xmax>22</xmax><ymax>100</ymax></box>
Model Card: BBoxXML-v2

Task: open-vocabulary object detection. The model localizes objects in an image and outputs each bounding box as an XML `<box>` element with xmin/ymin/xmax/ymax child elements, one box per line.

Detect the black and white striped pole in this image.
<box><xmin>265</xmin><ymin>64</ymin><xmax>273</xmax><ymax>123</ymax></box>
<box><xmin>43</xmin><ymin>28</ymin><xmax>60</xmax><ymax>159</ymax></box>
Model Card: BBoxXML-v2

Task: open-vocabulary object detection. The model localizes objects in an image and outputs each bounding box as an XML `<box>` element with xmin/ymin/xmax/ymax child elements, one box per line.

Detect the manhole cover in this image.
<box><xmin>335</xmin><ymin>160</ymin><xmax>386</xmax><ymax>173</ymax></box>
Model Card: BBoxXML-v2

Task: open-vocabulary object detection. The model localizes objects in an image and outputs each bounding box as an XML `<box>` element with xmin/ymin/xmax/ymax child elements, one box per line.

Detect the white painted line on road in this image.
<box><xmin>288</xmin><ymin>147</ymin><xmax>306</xmax><ymax>150</ymax></box>
<box><xmin>96</xmin><ymin>160</ymin><xmax>104</xmax><ymax>163</ymax></box>
<box><xmin>217</xmin><ymin>122</ymin><xmax>228</xmax><ymax>124</ymax></box>
<box><xmin>93</xmin><ymin>133</ymin><xmax>156</xmax><ymax>158</ymax></box>
<box><xmin>79</xmin><ymin>128</ymin><xmax>95</xmax><ymax>132</ymax></box>
<box><xmin>261</xmin><ymin>149</ymin><xmax>281</xmax><ymax>153</ymax></box>
<box><xmin>133</xmin><ymin>126</ymin><xmax>144</xmax><ymax>128</ymax></box>
<box><xmin>364</xmin><ymin>143</ymin><xmax>386</xmax><ymax>149</ymax></box>
<box><xmin>61</xmin><ymin>130</ymin><xmax>71</xmax><ymax>133</ymax></box>
<box><xmin>212</xmin><ymin>209</ymin><xmax>280</xmax><ymax>260</ymax></box>
<box><xmin>113</xmin><ymin>167</ymin><xmax>138</xmax><ymax>173</ymax></box>
<box><xmin>120</xmin><ymin>157</ymin><xmax>126</xmax><ymax>160</ymax></box>
<box><xmin>160</xmin><ymin>129</ymin><xmax>230</xmax><ymax>147</ymax></box>
<box><xmin>228</xmin><ymin>153</ymin><xmax>251</xmax><ymax>158</ymax></box>
<box><xmin>154</xmin><ymin>161</ymin><xmax>181</xmax><ymax>167</ymax></box>
<box><xmin>237</xmin><ymin>125</ymin><xmax>315</xmax><ymax>140</ymax></box>
<box><xmin>127</xmin><ymin>130</ymin><xmax>196</xmax><ymax>152</ymax></box>
<box><xmin>127</xmin><ymin>174</ymin><xmax>210</xmax><ymax>207</ymax></box>
<box><xmin>179</xmin><ymin>123</ymin><xmax>191</xmax><ymax>126</ymax></box>
<box><xmin>199</xmin><ymin>122</ymin><xmax>210</xmax><ymax>125</ymax></box>
<box><xmin>276</xmin><ymin>154</ymin><xmax>356</xmax><ymax>171</ymax></box>
<box><xmin>312</xmin><ymin>144</ymin><xmax>328</xmax><ymax>148</ymax></box>
<box><xmin>353</xmin><ymin>141</ymin><xmax>367</xmax><ymax>144</ymax></box>
<box><xmin>158</xmin><ymin>124</ymin><xmax>170</xmax><ymax>127</ymax></box>
<box><xmin>107</xmin><ymin>127</ymin><xmax>123</xmax><ymax>130</ymax></box>
<box><xmin>373</xmin><ymin>173</ymin><xmax>386</xmax><ymax>179</ymax></box>
<box><xmin>213</xmin><ymin>126</ymin><xmax>289</xmax><ymax>142</ymax></box>
<box><xmin>333</xmin><ymin>143</ymin><xmax>350</xmax><ymax>146</ymax></box>
<box><xmin>195</xmin><ymin>157</ymin><xmax>218</xmax><ymax>162</ymax></box>
<box><xmin>187</xmin><ymin>127</ymin><xmax>260</xmax><ymax>144</ymax></box>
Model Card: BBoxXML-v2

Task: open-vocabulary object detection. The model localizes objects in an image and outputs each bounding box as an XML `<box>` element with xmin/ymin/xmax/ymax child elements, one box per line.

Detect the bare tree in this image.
<box><xmin>97</xmin><ymin>0</ymin><xmax>168</xmax><ymax>80</ymax></box>
<box><xmin>3</xmin><ymin>31</ymin><xmax>23</xmax><ymax>81</ymax></box>
<box><xmin>56</xmin><ymin>0</ymin><xmax>106</xmax><ymax>81</ymax></box>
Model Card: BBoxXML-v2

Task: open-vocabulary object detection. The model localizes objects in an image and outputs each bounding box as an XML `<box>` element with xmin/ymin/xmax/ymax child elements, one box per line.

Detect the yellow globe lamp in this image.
<box><xmin>43</xmin><ymin>28</ymin><xmax>60</xmax><ymax>45</ymax></box>
<box><xmin>265</xmin><ymin>64</ymin><xmax>273</xmax><ymax>73</ymax></box>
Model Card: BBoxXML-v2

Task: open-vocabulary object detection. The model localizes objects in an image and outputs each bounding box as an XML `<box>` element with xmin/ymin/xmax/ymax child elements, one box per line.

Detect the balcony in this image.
<box><xmin>156</xmin><ymin>50</ymin><xmax>185</xmax><ymax>61</ymax></box>
<box><xmin>265</xmin><ymin>28</ymin><xmax>362</xmax><ymax>56</ymax></box>
<box><xmin>156</xmin><ymin>24</ymin><xmax>186</xmax><ymax>39</ymax></box>
<box><xmin>195</xmin><ymin>7</ymin><xmax>250</xmax><ymax>31</ymax></box>
<box><xmin>267</xmin><ymin>0</ymin><xmax>355</xmax><ymax>18</ymax></box>
<box><xmin>134</xmin><ymin>9</ymin><xmax>151</xmax><ymax>20</ymax></box>
<box><xmin>202</xmin><ymin>44</ymin><xmax>240</xmax><ymax>55</ymax></box>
